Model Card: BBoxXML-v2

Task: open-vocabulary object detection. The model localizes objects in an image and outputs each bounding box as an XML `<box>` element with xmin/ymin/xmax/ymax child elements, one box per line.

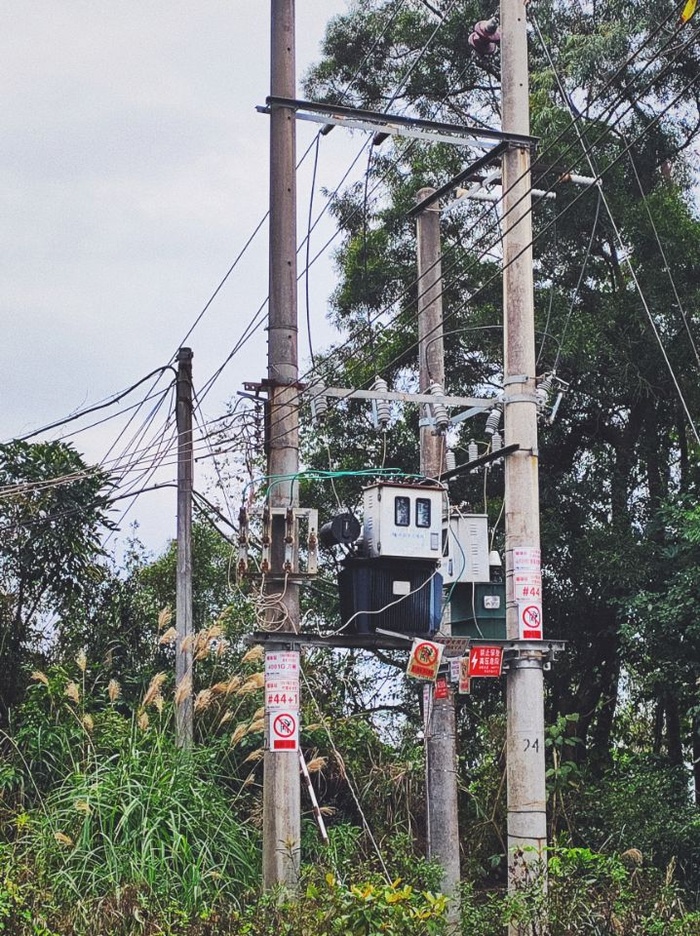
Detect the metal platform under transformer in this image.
<box><xmin>247</xmin><ymin>629</ymin><xmax>565</xmax><ymax>665</ymax></box>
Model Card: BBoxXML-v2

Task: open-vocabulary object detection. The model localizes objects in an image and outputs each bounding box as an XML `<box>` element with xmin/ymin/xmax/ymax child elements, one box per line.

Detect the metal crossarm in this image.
<box><xmin>258</xmin><ymin>96</ymin><xmax>537</xmax><ymax>151</ymax></box>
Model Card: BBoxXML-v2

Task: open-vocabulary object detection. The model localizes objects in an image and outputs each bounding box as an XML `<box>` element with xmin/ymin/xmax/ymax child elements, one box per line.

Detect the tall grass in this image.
<box><xmin>19</xmin><ymin>720</ymin><xmax>260</xmax><ymax>929</ymax></box>
<box><xmin>0</xmin><ymin>658</ymin><xmax>263</xmax><ymax>933</ymax></box>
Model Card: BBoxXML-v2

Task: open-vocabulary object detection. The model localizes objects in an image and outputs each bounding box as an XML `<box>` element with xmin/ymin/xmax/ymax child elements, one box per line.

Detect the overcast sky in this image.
<box><xmin>1</xmin><ymin>2</ymin><xmax>357</xmax><ymax>555</ymax></box>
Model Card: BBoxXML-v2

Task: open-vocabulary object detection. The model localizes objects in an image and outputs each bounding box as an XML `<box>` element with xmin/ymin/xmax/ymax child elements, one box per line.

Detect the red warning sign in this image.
<box><xmin>434</xmin><ymin>676</ymin><xmax>449</xmax><ymax>700</ymax></box>
<box><xmin>406</xmin><ymin>639</ymin><xmax>443</xmax><ymax>681</ymax></box>
<box><xmin>458</xmin><ymin>657</ymin><xmax>471</xmax><ymax>694</ymax></box>
<box><xmin>518</xmin><ymin>602</ymin><xmax>543</xmax><ymax>639</ymax></box>
<box><xmin>270</xmin><ymin>711</ymin><xmax>299</xmax><ymax>751</ymax></box>
<box><xmin>468</xmin><ymin>645</ymin><xmax>504</xmax><ymax>678</ymax></box>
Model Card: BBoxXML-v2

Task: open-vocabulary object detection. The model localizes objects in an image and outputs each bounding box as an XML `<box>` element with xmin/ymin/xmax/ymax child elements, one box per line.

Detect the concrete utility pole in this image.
<box><xmin>500</xmin><ymin>0</ymin><xmax>548</xmax><ymax>900</ymax></box>
<box><xmin>416</xmin><ymin>187</ymin><xmax>461</xmax><ymax>931</ymax></box>
<box><xmin>262</xmin><ymin>0</ymin><xmax>301</xmax><ymax>891</ymax></box>
<box><xmin>175</xmin><ymin>346</ymin><xmax>194</xmax><ymax>750</ymax></box>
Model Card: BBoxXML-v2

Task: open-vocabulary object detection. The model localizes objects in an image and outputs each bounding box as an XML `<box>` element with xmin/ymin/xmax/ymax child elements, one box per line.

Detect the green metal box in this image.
<box><xmin>448</xmin><ymin>581</ymin><xmax>506</xmax><ymax>639</ymax></box>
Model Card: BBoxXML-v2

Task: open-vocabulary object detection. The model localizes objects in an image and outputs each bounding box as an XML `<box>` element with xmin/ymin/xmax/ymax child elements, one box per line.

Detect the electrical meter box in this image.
<box><xmin>339</xmin><ymin>557</ymin><xmax>442</xmax><ymax>635</ymax></box>
<box><xmin>363</xmin><ymin>482</ymin><xmax>443</xmax><ymax>560</ymax></box>
<box><xmin>449</xmin><ymin>582</ymin><xmax>506</xmax><ymax>639</ymax></box>
<box><xmin>441</xmin><ymin>512</ymin><xmax>490</xmax><ymax>584</ymax></box>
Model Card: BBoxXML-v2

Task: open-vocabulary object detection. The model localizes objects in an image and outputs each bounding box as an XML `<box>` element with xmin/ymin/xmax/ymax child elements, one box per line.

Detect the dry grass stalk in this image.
<box><xmin>138</xmin><ymin>710</ymin><xmax>149</xmax><ymax>731</ymax></box>
<box><xmin>181</xmin><ymin>634</ymin><xmax>195</xmax><ymax>654</ymax></box>
<box><xmin>76</xmin><ymin>650</ymin><xmax>87</xmax><ymax>673</ymax></box>
<box><xmin>334</xmin><ymin>750</ymin><xmax>347</xmax><ymax>780</ymax></box>
<box><xmin>218</xmin><ymin>711</ymin><xmax>234</xmax><ymax>728</ymax></box>
<box><xmin>252</xmin><ymin>706</ymin><xmax>265</xmax><ymax>721</ymax></box>
<box><xmin>142</xmin><ymin>673</ymin><xmax>167</xmax><ymax>708</ymax></box>
<box><xmin>243</xmin><ymin>748</ymin><xmax>264</xmax><ymax>764</ymax></box>
<box><xmin>193</xmin><ymin>624</ymin><xmax>225</xmax><ymax>661</ymax></box>
<box><xmin>31</xmin><ymin>671</ymin><xmax>49</xmax><ymax>687</ymax></box>
<box><xmin>230</xmin><ymin>724</ymin><xmax>248</xmax><ymax>747</ymax></box>
<box><xmin>242</xmin><ymin>771</ymin><xmax>256</xmax><ymax>787</ymax></box>
<box><xmin>54</xmin><ymin>831</ymin><xmax>74</xmax><ymax>847</ymax></box>
<box><xmin>223</xmin><ymin>675</ymin><xmax>242</xmax><ymax>695</ymax></box>
<box><xmin>159</xmin><ymin>627</ymin><xmax>177</xmax><ymax>646</ymax></box>
<box><xmin>248</xmin><ymin>718</ymin><xmax>265</xmax><ymax>733</ymax></box>
<box><xmin>81</xmin><ymin>714</ymin><xmax>94</xmax><ymax>733</ymax></box>
<box><xmin>194</xmin><ymin>689</ymin><xmax>213</xmax><ymax>713</ymax></box>
<box><xmin>306</xmin><ymin>756</ymin><xmax>327</xmax><ymax>774</ymax></box>
<box><xmin>319</xmin><ymin>806</ymin><xmax>337</xmax><ymax>816</ymax></box>
<box><xmin>74</xmin><ymin>800</ymin><xmax>91</xmax><ymax>815</ymax></box>
<box><xmin>174</xmin><ymin>674</ymin><xmax>192</xmax><ymax>707</ymax></box>
<box><xmin>242</xmin><ymin>645</ymin><xmax>264</xmax><ymax>664</ymax></box>
<box><xmin>64</xmin><ymin>681</ymin><xmax>80</xmax><ymax>704</ymax></box>
<box><xmin>107</xmin><ymin>679</ymin><xmax>121</xmax><ymax>703</ymax></box>
<box><xmin>236</xmin><ymin>672</ymin><xmax>264</xmax><ymax>695</ymax></box>
<box><xmin>215</xmin><ymin>639</ymin><xmax>229</xmax><ymax>658</ymax></box>
<box><xmin>157</xmin><ymin>607</ymin><xmax>172</xmax><ymax>631</ymax></box>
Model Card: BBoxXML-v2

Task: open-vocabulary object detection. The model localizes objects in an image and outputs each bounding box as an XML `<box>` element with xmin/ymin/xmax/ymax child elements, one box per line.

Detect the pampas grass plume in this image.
<box><xmin>108</xmin><ymin>679</ymin><xmax>121</xmax><ymax>703</ymax></box>
<box><xmin>65</xmin><ymin>681</ymin><xmax>80</xmax><ymax>704</ymax></box>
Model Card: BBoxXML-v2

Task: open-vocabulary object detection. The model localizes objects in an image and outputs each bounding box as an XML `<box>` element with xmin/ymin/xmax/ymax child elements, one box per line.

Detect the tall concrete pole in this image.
<box><xmin>416</xmin><ymin>187</ymin><xmax>461</xmax><ymax>932</ymax></box>
<box><xmin>262</xmin><ymin>0</ymin><xmax>301</xmax><ymax>891</ymax></box>
<box><xmin>175</xmin><ymin>346</ymin><xmax>194</xmax><ymax>750</ymax></box>
<box><xmin>500</xmin><ymin>0</ymin><xmax>548</xmax><ymax>901</ymax></box>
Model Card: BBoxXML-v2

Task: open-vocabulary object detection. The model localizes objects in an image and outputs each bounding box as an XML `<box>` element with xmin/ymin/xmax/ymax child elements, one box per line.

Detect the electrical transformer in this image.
<box><xmin>338</xmin><ymin>556</ymin><xmax>442</xmax><ymax>635</ymax></box>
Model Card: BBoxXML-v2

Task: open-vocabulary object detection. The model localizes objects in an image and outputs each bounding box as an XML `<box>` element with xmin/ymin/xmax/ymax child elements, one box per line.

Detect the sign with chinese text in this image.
<box><xmin>434</xmin><ymin>675</ymin><xmax>449</xmax><ymax>700</ymax></box>
<box><xmin>265</xmin><ymin>650</ymin><xmax>300</xmax><ymax>713</ymax></box>
<box><xmin>514</xmin><ymin>572</ymin><xmax>542</xmax><ymax>602</ymax></box>
<box><xmin>265</xmin><ymin>651</ymin><xmax>300</xmax><ymax>678</ymax></box>
<box><xmin>512</xmin><ymin>547</ymin><xmax>541</xmax><ymax>573</ymax></box>
<box><xmin>406</xmin><ymin>638</ymin><xmax>443</xmax><ymax>681</ymax></box>
<box><xmin>458</xmin><ymin>657</ymin><xmax>471</xmax><ymax>694</ymax></box>
<box><xmin>266</xmin><ymin>681</ymin><xmax>300</xmax><ymax>711</ymax></box>
<box><xmin>468</xmin><ymin>645</ymin><xmax>504</xmax><ymax>678</ymax></box>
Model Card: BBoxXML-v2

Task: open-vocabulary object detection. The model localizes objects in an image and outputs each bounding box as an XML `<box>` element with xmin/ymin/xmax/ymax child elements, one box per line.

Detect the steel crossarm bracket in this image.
<box><xmin>258</xmin><ymin>97</ymin><xmax>537</xmax><ymax>152</ymax></box>
<box><xmin>322</xmin><ymin>385</ymin><xmax>487</xmax><ymax>408</ymax></box>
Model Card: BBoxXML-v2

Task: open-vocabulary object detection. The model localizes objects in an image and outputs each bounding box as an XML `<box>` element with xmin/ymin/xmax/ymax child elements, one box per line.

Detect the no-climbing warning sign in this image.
<box><xmin>518</xmin><ymin>602</ymin><xmax>543</xmax><ymax>639</ymax></box>
<box><xmin>270</xmin><ymin>711</ymin><xmax>299</xmax><ymax>752</ymax></box>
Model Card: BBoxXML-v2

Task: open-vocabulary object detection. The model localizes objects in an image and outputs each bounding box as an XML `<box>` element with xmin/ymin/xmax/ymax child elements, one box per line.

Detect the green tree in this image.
<box><xmin>301</xmin><ymin>0</ymin><xmax>700</xmax><ymax>874</ymax></box>
<box><xmin>0</xmin><ymin>440</ymin><xmax>112</xmax><ymax>722</ymax></box>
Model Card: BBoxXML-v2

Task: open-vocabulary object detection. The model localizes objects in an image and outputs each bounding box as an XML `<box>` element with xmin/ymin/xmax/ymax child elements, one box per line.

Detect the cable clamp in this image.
<box><xmin>503</xmin><ymin>375</ymin><xmax>530</xmax><ymax>386</ymax></box>
<box><xmin>504</xmin><ymin>393</ymin><xmax>538</xmax><ymax>404</ymax></box>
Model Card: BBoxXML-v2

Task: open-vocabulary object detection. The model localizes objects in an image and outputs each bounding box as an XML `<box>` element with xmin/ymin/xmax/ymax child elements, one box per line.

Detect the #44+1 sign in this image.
<box><xmin>265</xmin><ymin>650</ymin><xmax>300</xmax><ymax>752</ymax></box>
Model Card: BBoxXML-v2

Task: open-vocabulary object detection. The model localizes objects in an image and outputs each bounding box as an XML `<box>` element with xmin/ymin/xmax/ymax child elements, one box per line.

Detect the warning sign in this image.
<box><xmin>406</xmin><ymin>639</ymin><xmax>443</xmax><ymax>681</ymax></box>
<box><xmin>518</xmin><ymin>602</ymin><xmax>543</xmax><ymax>639</ymax></box>
<box><xmin>270</xmin><ymin>711</ymin><xmax>299</xmax><ymax>751</ymax></box>
<box><xmin>468</xmin><ymin>645</ymin><xmax>504</xmax><ymax>678</ymax></box>
<box><xmin>434</xmin><ymin>676</ymin><xmax>449</xmax><ymax>700</ymax></box>
<box><xmin>458</xmin><ymin>657</ymin><xmax>471</xmax><ymax>694</ymax></box>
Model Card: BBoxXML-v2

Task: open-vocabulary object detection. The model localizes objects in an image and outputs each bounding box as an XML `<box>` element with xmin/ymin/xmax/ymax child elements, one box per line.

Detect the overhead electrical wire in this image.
<box><xmin>260</xmin><ymin>13</ymin><xmax>700</xmax><ymax>446</ymax></box>
<box><xmin>173</xmin><ymin>0</ymin><xmax>412</xmax><ymax>369</ymax></box>
<box><xmin>10</xmin><ymin>5</ymin><xmax>696</xmax><ymax>540</ymax></box>
<box><xmin>196</xmin><ymin>0</ymin><xmax>457</xmax><ymax>405</ymax></box>
<box><xmin>531</xmin><ymin>8</ymin><xmax>700</xmax><ymax>445</ymax></box>
<box><xmin>625</xmin><ymin>145</ymin><xmax>700</xmax><ymax>371</ymax></box>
